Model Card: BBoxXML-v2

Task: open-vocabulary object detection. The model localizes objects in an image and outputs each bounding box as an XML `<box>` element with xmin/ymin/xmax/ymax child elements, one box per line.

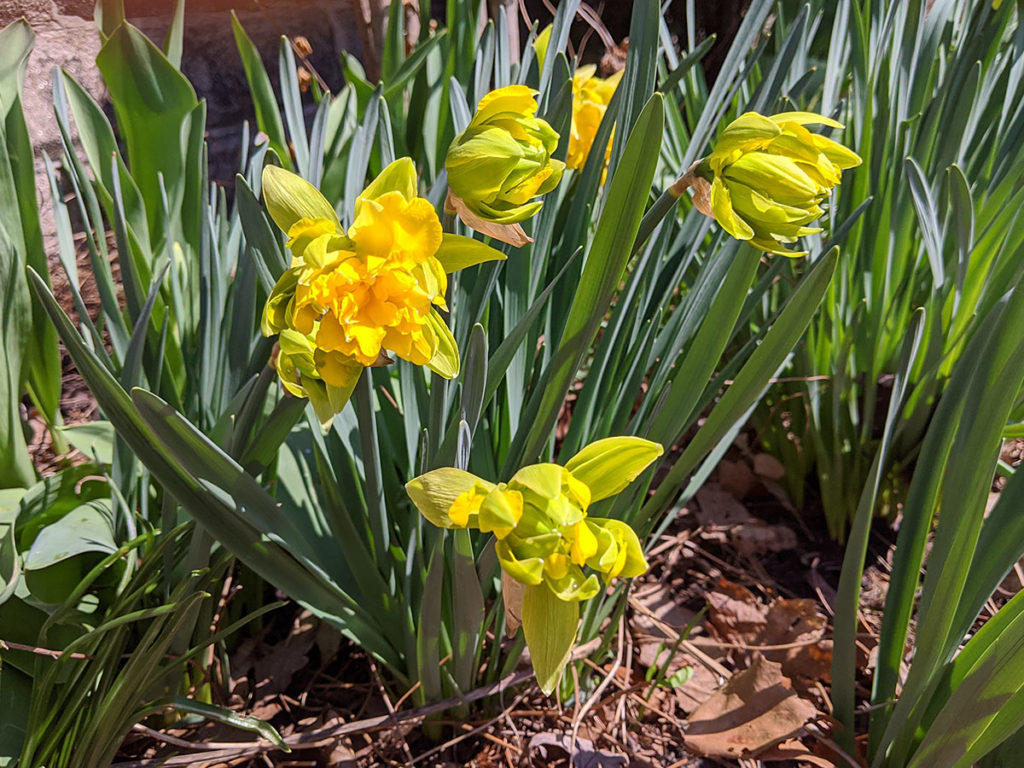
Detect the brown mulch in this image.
<box><xmin>105</xmin><ymin>431</ymin><xmax>890</xmax><ymax>768</ymax></box>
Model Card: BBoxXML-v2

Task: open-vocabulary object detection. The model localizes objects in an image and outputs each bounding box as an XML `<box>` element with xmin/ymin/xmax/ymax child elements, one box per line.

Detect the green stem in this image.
<box><xmin>354</xmin><ymin>369</ymin><xmax>392</xmax><ymax>570</ymax></box>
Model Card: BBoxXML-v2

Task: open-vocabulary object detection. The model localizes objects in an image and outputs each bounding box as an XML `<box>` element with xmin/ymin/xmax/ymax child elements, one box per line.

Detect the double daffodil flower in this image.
<box><xmin>406</xmin><ymin>436</ymin><xmax>662</xmax><ymax>693</ymax></box>
<box><xmin>567</xmin><ymin>64</ymin><xmax>622</xmax><ymax>177</ymax></box>
<box><xmin>445</xmin><ymin>85</ymin><xmax>564</xmax><ymax>246</ymax></box>
<box><xmin>260</xmin><ymin>159</ymin><xmax>505</xmax><ymax>423</ymax></box>
<box><xmin>684</xmin><ymin>111</ymin><xmax>861</xmax><ymax>256</ymax></box>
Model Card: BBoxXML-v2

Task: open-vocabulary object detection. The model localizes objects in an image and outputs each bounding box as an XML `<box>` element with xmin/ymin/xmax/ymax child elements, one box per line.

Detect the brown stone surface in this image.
<box><xmin>1</xmin><ymin>0</ymin><xmax>362</xmax><ymax>247</ymax></box>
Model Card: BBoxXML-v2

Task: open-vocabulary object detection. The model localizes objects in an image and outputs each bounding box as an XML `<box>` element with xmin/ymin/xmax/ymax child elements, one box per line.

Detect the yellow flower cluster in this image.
<box><xmin>261</xmin><ymin>159</ymin><xmax>504</xmax><ymax>422</ymax></box>
<box><xmin>444</xmin><ymin>85</ymin><xmax>565</xmax><ymax>246</ymax></box>
<box><xmin>406</xmin><ymin>437</ymin><xmax>663</xmax><ymax>601</ymax></box>
<box><xmin>567</xmin><ymin>65</ymin><xmax>622</xmax><ymax>174</ymax></box>
<box><xmin>698</xmin><ymin>111</ymin><xmax>861</xmax><ymax>255</ymax></box>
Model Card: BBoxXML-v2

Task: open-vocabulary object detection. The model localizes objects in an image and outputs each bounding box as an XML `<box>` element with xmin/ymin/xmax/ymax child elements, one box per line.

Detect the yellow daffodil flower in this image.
<box><xmin>260</xmin><ymin>159</ymin><xmax>506</xmax><ymax>423</ymax></box>
<box><xmin>533</xmin><ymin>25</ymin><xmax>552</xmax><ymax>69</ymax></box>
<box><xmin>688</xmin><ymin>111</ymin><xmax>861</xmax><ymax>256</ymax></box>
<box><xmin>445</xmin><ymin>85</ymin><xmax>564</xmax><ymax>245</ymax></box>
<box><xmin>406</xmin><ymin>436</ymin><xmax>662</xmax><ymax>694</ymax></box>
<box><xmin>405</xmin><ymin>436</ymin><xmax>662</xmax><ymax>599</ymax></box>
<box><xmin>567</xmin><ymin>64</ymin><xmax>622</xmax><ymax>177</ymax></box>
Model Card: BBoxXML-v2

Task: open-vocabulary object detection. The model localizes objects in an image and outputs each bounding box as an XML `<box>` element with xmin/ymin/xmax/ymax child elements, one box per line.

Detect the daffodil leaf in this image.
<box><xmin>564</xmin><ymin>436</ymin><xmax>663</xmax><ymax>502</ymax></box>
<box><xmin>521</xmin><ymin>583</ymin><xmax>578</xmax><ymax>695</ymax></box>
<box><xmin>262</xmin><ymin>165</ymin><xmax>340</xmax><ymax>234</ymax></box>
<box><xmin>425</xmin><ymin>310</ymin><xmax>460</xmax><ymax>379</ymax></box>
<box><xmin>406</xmin><ymin>468</ymin><xmax>493</xmax><ymax>528</ymax></box>
<box><xmin>434</xmin><ymin>234</ymin><xmax>506</xmax><ymax>273</ymax></box>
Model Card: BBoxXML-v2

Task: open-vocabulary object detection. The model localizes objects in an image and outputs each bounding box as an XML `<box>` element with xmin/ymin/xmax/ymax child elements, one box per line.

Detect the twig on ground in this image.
<box><xmin>368</xmin><ymin>657</ymin><xmax>415</xmax><ymax>765</ymax></box>
<box><xmin>111</xmin><ymin>638</ymin><xmax>604</xmax><ymax>767</ymax></box>
<box><xmin>410</xmin><ymin>689</ymin><xmax>529</xmax><ymax>764</ymax></box>
<box><xmin>0</xmin><ymin>639</ymin><xmax>90</xmax><ymax>660</ymax></box>
<box><xmin>571</xmin><ymin>612</ymin><xmax>625</xmax><ymax>767</ymax></box>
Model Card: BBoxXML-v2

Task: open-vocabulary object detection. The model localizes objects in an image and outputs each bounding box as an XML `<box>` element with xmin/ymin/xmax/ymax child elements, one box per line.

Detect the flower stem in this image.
<box><xmin>354</xmin><ymin>368</ymin><xmax>391</xmax><ymax>570</ymax></box>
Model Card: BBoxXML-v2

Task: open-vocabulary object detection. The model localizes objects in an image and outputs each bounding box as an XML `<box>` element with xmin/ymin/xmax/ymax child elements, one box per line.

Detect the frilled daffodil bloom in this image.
<box><xmin>567</xmin><ymin>65</ymin><xmax>622</xmax><ymax>176</ymax></box>
<box><xmin>445</xmin><ymin>85</ymin><xmax>564</xmax><ymax>246</ymax></box>
<box><xmin>406</xmin><ymin>436</ymin><xmax>662</xmax><ymax>694</ymax></box>
<box><xmin>684</xmin><ymin>111</ymin><xmax>861</xmax><ymax>256</ymax></box>
<box><xmin>261</xmin><ymin>159</ymin><xmax>505</xmax><ymax>424</ymax></box>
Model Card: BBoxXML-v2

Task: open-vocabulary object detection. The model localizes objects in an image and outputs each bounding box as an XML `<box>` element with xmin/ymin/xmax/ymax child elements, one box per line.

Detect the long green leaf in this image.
<box><xmin>517</xmin><ymin>94</ymin><xmax>664</xmax><ymax>465</ymax></box>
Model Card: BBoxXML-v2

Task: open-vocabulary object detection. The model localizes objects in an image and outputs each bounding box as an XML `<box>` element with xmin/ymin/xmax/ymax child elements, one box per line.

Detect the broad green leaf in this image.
<box><xmin>908</xmin><ymin>593</ymin><xmax>1024</xmax><ymax>768</ymax></box>
<box><xmin>832</xmin><ymin>310</ymin><xmax>926</xmax><ymax>752</ymax></box>
<box><xmin>231</xmin><ymin>11</ymin><xmax>290</xmax><ymax>169</ymax></box>
<box><xmin>0</xmin><ymin>20</ymin><xmax>60</xmax><ymax>425</ymax></box>
<box><xmin>0</xmin><ymin>489</ymin><xmax>22</xmax><ymax>604</ymax></box>
<box><xmin>877</xmin><ymin>281</ymin><xmax>1024</xmax><ymax>766</ymax></box>
<box><xmin>0</xmin><ymin>220</ymin><xmax>32</xmax><ymax>488</ymax></box>
<box><xmin>451</xmin><ymin>529</ymin><xmax>484</xmax><ymax>692</ymax></box>
<box><xmin>518</xmin><ymin>94</ymin><xmax>664</xmax><ymax>463</ymax></box>
<box><xmin>161</xmin><ymin>697</ymin><xmax>287</xmax><ymax>749</ymax></box>
<box><xmin>521</xmin><ymin>583</ymin><xmax>578</xmax><ymax>695</ymax></box>
<box><xmin>96</xmin><ymin>23</ymin><xmax>200</xmax><ymax>245</ymax></box>
<box><xmin>28</xmin><ymin>269</ymin><xmax>400</xmax><ymax>668</ymax></box>
<box><xmin>0</xmin><ymin>663</ymin><xmax>31</xmax><ymax>766</ymax></box>
<box><xmin>416</xmin><ymin>542</ymin><xmax>444</xmax><ymax>703</ymax></box>
<box><xmin>23</xmin><ymin>499</ymin><xmax>117</xmax><ymax>571</ymax></box>
<box><xmin>638</xmin><ymin>249</ymin><xmax>840</xmax><ymax>531</ymax></box>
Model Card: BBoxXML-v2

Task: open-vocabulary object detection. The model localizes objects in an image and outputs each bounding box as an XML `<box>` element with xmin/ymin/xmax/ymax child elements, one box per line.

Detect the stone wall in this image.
<box><xmin>1</xmin><ymin>0</ymin><xmax>362</xmax><ymax>244</ymax></box>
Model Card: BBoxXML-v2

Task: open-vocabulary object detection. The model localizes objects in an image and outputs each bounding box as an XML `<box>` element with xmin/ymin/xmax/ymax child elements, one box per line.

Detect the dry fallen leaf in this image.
<box><xmin>632</xmin><ymin>581</ymin><xmax>698</xmax><ymax>671</ymax></box>
<box><xmin>731</xmin><ymin>519</ymin><xmax>798</xmax><ymax>558</ymax></box>
<box><xmin>763</xmin><ymin>599</ymin><xmax>832</xmax><ymax>682</ymax></box>
<box><xmin>717</xmin><ymin>459</ymin><xmax>758</xmax><ymax>499</ymax></box>
<box><xmin>672</xmin><ymin>661</ymin><xmax>722</xmax><ymax>714</ymax></box>
<box><xmin>527</xmin><ymin>733</ymin><xmax>628</xmax><ymax>767</ymax></box>
<box><xmin>753</xmin><ymin>453</ymin><xmax>787</xmax><ymax>480</ymax></box>
<box><xmin>253</xmin><ymin>611</ymin><xmax>318</xmax><ymax>695</ymax></box>
<box><xmin>707</xmin><ymin>578</ymin><xmax>768</xmax><ymax>644</ymax></box>
<box><xmin>695</xmin><ymin>485</ymin><xmax>753</xmax><ymax>528</ymax></box>
<box><xmin>757</xmin><ymin>737</ymin><xmax>837</xmax><ymax>766</ymax></box>
<box><xmin>683</xmin><ymin>655</ymin><xmax>819</xmax><ymax>759</ymax></box>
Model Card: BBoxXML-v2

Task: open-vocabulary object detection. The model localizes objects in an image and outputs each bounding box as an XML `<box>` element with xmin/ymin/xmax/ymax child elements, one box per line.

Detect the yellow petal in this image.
<box><xmin>423</xmin><ymin>310</ymin><xmax>459</xmax><ymax>378</ymax></box>
<box><xmin>262</xmin><ymin>165</ymin><xmax>341</xmax><ymax>235</ymax></box>
<box><xmin>711</xmin><ymin>177</ymin><xmax>755</xmax><ymax>240</ymax></box>
<box><xmin>770</xmin><ymin>111</ymin><xmax>844</xmax><ymax>129</ymax></box>
<box><xmin>434</xmin><ymin>234</ymin><xmax>506</xmax><ymax>273</ymax></box>
<box><xmin>406</xmin><ymin>468</ymin><xmax>495</xmax><ymax>529</ymax></box>
<box><xmin>711</xmin><ymin>112</ymin><xmax>782</xmax><ymax>169</ymax></box>
<box><xmin>471</xmin><ymin>84</ymin><xmax>539</xmax><ymax>126</ymax></box>
<box><xmin>564</xmin><ymin>436</ymin><xmax>664</xmax><ymax>502</ymax></box>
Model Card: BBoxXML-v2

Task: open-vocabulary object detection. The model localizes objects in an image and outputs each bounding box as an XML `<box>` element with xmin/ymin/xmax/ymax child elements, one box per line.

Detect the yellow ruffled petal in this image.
<box><xmin>710</xmin><ymin>177</ymin><xmax>754</xmax><ymax>240</ymax></box>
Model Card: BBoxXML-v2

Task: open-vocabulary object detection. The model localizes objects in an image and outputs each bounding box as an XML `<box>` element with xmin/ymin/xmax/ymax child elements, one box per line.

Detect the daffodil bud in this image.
<box><xmin>692</xmin><ymin>111</ymin><xmax>861</xmax><ymax>256</ymax></box>
<box><xmin>445</xmin><ymin>85</ymin><xmax>565</xmax><ymax>240</ymax></box>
